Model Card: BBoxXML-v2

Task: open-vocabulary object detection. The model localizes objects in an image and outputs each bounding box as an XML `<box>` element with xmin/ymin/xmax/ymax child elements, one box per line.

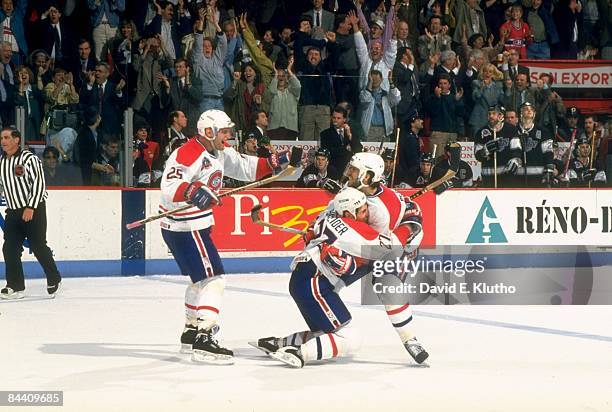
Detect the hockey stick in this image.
<box><xmin>493</xmin><ymin>127</ymin><xmax>498</xmax><ymax>188</ymax></box>
<box><xmin>250</xmin><ymin>204</ymin><xmax>307</xmax><ymax>235</ymax></box>
<box><xmin>407</xmin><ymin>142</ymin><xmax>461</xmax><ymax>200</ymax></box>
<box><xmin>390</xmin><ymin>128</ymin><xmax>401</xmax><ymax>187</ymax></box>
<box><xmin>126</xmin><ymin>165</ymin><xmax>298</xmax><ymax>230</ymax></box>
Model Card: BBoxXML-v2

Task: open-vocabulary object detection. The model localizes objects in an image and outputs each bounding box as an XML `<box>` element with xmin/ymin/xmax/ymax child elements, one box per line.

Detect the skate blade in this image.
<box><xmin>180</xmin><ymin>344</ymin><xmax>193</xmax><ymax>354</ymax></box>
<box><xmin>248</xmin><ymin>341</ymin><xmax>273</xmax><ymax>355</ymax></box>
<box><xmin>269</xmin><ymin>351</ymin><xmax>303</xmax><ymax>368</ymax></box>
<box><xmin>0</xmin><ymin>292</ymin><xmax>25</xmax><ymax>300</ymax></box>
<box><xmin>191</xmin><ymin>350</ymin><xmax>234</xmax><ymax>365</ymax></box>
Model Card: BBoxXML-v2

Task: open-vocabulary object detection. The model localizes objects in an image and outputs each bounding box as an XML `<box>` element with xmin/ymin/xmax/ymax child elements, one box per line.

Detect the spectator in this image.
<box><xmin>302</xmin><ymin>0</ymin><xmax>334</xmax><ymax>41</ymax></box>
<box><xmin>39</xmin><ymin>4</ymin><xmax>75</xmax><ymax>69</ymax></box>
<box><xmin>238</xmin><ymin>13</ymin><xmax>274</xmax><ymax>88</ymax></box>
<box><xmin>161</xmin><ymin>58</ymin><xmax>204</xmax><ymax>132</ymax></box>
<box><xmin>320</xmin><ymin>105</ymin><xmax>362</xmax><ymax>172</ymax></box>
<box><xmin>14</xmin><ymin>65</ymin><xmax>43</xmax><ymax>141</ymax></box>
<box><xmin>92</xmin><ymin>134</ymin><xmax>121</xmax><ymax>186</ymax></box>
<box><xmin>425</xmin><ymin>73</ymin><xmax>465</xmax><ymax>158</ymax></box>
<box><xmin>503</xmin><ymin>48</ymin><xmax>530</xmax><ymax>84</ymax></box>
<box><xmin>333</xmin><ymin>13</ymin><xmax>359</xmax><ymax>109</ymax></box>
<box><xmin>358</xmin><ymin>69</ymin><xmax>401</xmax><ymax>142</ymax></box>
<box><xmin>196</xmin><ymin>0</ymin><xmax>230</xmax><ymax>40</ymax></box>
<box><xmin>500</xmin><ymin>5</ymin><xmax>531</xmax><ymax>59</ymax></box>
<box><xmin>49</xmin><ymin>127</ymin><xmax>78</xmax><ymax>163</ymax></box>
<box><xmin>264</xmin><ymin>58</ymin><xmax>301</xmax><ymax>140</ymax></box>
<box><xmin>397</xmin><ymin>0</ymin><xmax>420</xmax><ymax>49</ymax></box>
<box><xmin>87</xmin><ymin>0</ymin><xmax>125</xmax><ymax>60</ymax></box>
<box><xmin>393</xmin><ymin>47</ymin><xmax>420</xmax><ymax>130</ymax></box>
<box><xmin>397</xmin><ymin>113</ymin><xmax>424</xmax><ymax>177</ymax></box>
<box><xmin>351</xmin><ymin>10</ymin><xmax>396</xmax><ymax>94</ymax></box>
<box><xmin>192</xmin><ymin>17</ymin><xmax>227</xmax><ymax>112</ymax></box>
<box><xmin>582</xmin><ymin>0</ymin><xmax>599</xmax><ymax>52</ymax></box>
<box><xmin>132</xmin><ymin>120</ymin><xmax>162</xmax><ymax>187</ymax></box>
<box><xmin>337</xmin><ymin>100</ymin><xmax>366</xmax><ymax>144</ymax></box>
<box><xmin>533</xmin><ymin>72</ymin><xmax>565</xmax><ymax>136</ymax></box>
<box><xmin>501</xmin><ymin>72</ymin><xmax>535</xmax><ymax>114</ymax></box>
<box><xmin>426</xmin><ymin>49</ymin><xmax>462</xmax><ymax>94</ymax></box>
<box><xmin>505</xmin><ymin>109</ymin><xmax>519</xmax><ymax>127</ymax></box>
<box><xmin>396</xmin><ymin>20</ymin><xmax>412</xmax><ymax>50</ymax></box>
<box><xmin>79</xmin><ymin>62</ymin><xmax>126</xmax><ymax>135</ymax></box>
<box><xmin>222</xmin><ymin>18</ymin><xmax>242</xmax><ymax>92</ymax></box>
<box><xmin>296</xmin><ymin>147</ymin><xmax>340</xmax><ymax>188</ymax></box>
<box><xmin>0</xmin><ymin>41</ymin><xmax>15</xmax><ymax>86</ymax></box>
<box><xmin>481</xmin><ymin>0</ymin><xmax>505</xmax><ymax>43</ymax></box>
<box><xmin>165</xmin><ymin>110</ymin><xmax>189</xmax><ymax>159</ymax></box>
<box><xmin>0</xmin><ymin>0</ymin><xmax>27</xmax><ymax>64</ymax></box>
<box><xmin>246</xmin><ymin>110</ymin><xmax>270</xmax><ymax>145</ymax></box>
<box><xmin>524</xmin><ymin>0</ymin><xmax>559</xmax><ymax>59</ymax></box>
<box><xmin>600</xmin><ymin>0</ymin><xmax>612</xmax><ymax>59</ymax></box>
<box><xmin>0</xmin><ymin>41</ymin><xmax>15</xmax><ymax>126</ymax></box>
<box><xmin>469</xmin><ymin>63</ymin><xmax>504</xmax><ymax>134</ymax></box>
<box><xmin>42</xmin><ymin>146</ymin><xmax>80</xmax><ymax>185</ymax></box>
<box><xmin>453</xmin><ymin>0</ymin><xmax>487</xmax><ymax>44</ymax></box>
<box><xmin>224</xmin><ymin>62</ymin><xmax>267</xmax><ymax>133</ymax></box>
<box><xmin>42</xmin><ymin>68</ymin><xmax>79</xmax><ymax>136</ymax></box>
<box><xmin>29</xmin><ymin>49</ymin><xmax>52</xmax><ymax>87</ymax></box>
<box><xmin>552</xmin><ymin>0</ymin><xmax>582</xmax><ymax>59</ymax></box>
<box><xmin>241</xmin><ymin>132</ymin><xmax>258</xmax><ymax>156</ymax></box>
<box><xmin>417</xmin><ymin>16</ymin><xmax>452</xmax><ymax>63</ymax></box>
<box><xmin>459</xmin><ymin>32</ymin><xmax>504</xmax><ymax>64</ymax></box>
<box><xmin>75</xmin><ymin>106</ymin><xmax>101</xmax><ymax>185</ymax></box>
<box><xmin>262</xmin><ymin>29</ymin><xmax>282</xmax><ymax>62</ymax></box>
<box><xmin>418</xmin><ymin>0</ymin><xmax>454</xmax><ymax>29</ymax></box>
<box><xmin>144</xmin><ymin>0</ymin><xmax>190</xmax><ymax>60</ymax></box>
<box><xmin>70</xmin><ymin>39</ymin><xmax>98</xmax><ymax>93</ymax></box>
<box><xmin>109</xmin><ymin>20</ymin><xmax>140</xmax><ymax>101</ymax></box>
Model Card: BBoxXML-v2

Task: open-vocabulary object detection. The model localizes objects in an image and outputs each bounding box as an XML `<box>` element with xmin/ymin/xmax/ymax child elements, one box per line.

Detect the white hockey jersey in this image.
<box><xmin>292</xmin><ymin>211</ymin><xmax>411</xmax><ymax>289</ymax></box>
<box><xmin>160</xmin><ymin>138</ymin><xmax>272</xmax><ymax>231</ymax></box>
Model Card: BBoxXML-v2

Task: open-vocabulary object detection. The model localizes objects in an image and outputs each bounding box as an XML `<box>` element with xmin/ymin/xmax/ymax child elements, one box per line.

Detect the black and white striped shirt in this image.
<box><xmin>0</xmin><ymin>149</ymin><xmax>47</xmax><ymax>210</ymax></box>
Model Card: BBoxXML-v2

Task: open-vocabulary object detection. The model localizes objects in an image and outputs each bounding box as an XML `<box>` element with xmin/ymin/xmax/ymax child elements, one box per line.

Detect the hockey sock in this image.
<box><xmin>185</xmin><ymin>276</ymin><xmax>226</xmax><ymax>331</ymax></box>
<box><xmin>278</xmin><ymin>331</ymin><xmax>322</xmax><ymax>347</ymax></box>
<box><xmin>299</xmin><ymin>325</ymin><xmax>360</xmax><ymax>363</ymax></box>
<box><xmin>376</xmin><ymin>275</ymin><xmax>415</xmax><ymax>342</ymax></box>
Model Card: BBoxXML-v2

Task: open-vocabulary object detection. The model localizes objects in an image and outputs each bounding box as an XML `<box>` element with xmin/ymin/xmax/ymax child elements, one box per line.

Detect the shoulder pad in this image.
<box><xmin>175</xmin><ymin>139</ymin><xmax>205</xmax><ymax>167</ymax></box>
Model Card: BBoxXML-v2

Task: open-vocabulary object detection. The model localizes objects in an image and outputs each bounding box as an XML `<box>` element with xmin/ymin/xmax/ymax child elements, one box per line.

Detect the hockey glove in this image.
<box><xmin>504</xmin><ymin>158</ymin><xmax>521</xmax><ymax>175</ymax></box>
<box><xmin>582</xmin><ymin>168</ymin><xmax>597</xmax><ymax>182</ymax></box>
<box><xmin>320</xmin><ymin>178</ymin><xmax>342</xmax><ymax>194</ymax></box>
<box><xmin>484</xmin><ymin>139</ymin><xmax>501</xmax><ymax>154</ymax></box>
<box><xmin>433</xmin><ymin>179</ymin><xmax>454</xmax><ymax>195</ymax></box>
<box><xmin>320</xmin><ymin>243</ymin><xmax>357</xmax><ymax>276</ymax></box>
<box><xmin>402</xmin><ymin>199</ymin><xmax>423</xmax><ymax>226</ymax></box>
<box><xmin>184</xmin><ymin>182</ymin><xmax>219</xmax><ymax>210</ymax></box>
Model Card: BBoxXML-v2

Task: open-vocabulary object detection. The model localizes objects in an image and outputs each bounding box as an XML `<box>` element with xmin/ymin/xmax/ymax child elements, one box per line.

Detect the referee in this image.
<box><xmin>0</xmin><ymin>128</ymin><xmax>61</xmax><ymax>299</ymax></box>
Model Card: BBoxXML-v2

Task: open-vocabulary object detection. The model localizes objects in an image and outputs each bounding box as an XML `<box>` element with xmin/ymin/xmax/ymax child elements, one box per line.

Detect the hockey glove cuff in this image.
<box><xmin>184</xmin><ymin>182</ymin><xmax>219</xmax><ymax>210</ymax></box>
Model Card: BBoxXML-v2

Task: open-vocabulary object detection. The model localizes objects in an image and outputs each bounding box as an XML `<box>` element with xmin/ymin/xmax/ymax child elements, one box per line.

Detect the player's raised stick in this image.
<box><xmin>390</xmin><ymin>128</ymin><xmax>401</xmax><ymax>188</ymax></box>
<box><xmin>250</xmin><ymin>204</ymin><xmax>307</xmax><ymax>235</ymax></box>
<box><xmin>126</xmin><ymin>165</ymin><xmax>298</xmax><ymax>229</ymax></box>
<box><xmin>562</xmin><ymin>128</ymin><xmax>577</xmax><ymax>184</ymax></box>
<box><xmin>588</xmin><ymin>129</ymin><xmax>597</xmax><ymax>189</ymax></box>
<box><xmin>493</xmin><ymin>127</ymin><xmax>498</xmax><ymax>188</ymax></box>
<box><xmin>408</xmin><ymin>142</ymin><xmax>461</xmax><ymax>200</ymax></box>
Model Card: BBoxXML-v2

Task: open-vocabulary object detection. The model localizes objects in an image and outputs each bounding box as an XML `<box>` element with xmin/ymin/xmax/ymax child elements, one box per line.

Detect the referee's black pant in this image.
<box><xmin>3</xmin><ymin>202</ymin><xmax>61</xmax><ymax>291</ymax></box>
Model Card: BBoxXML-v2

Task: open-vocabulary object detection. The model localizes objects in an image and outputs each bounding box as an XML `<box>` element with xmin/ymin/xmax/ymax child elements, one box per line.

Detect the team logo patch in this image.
<box><xmin>14</xmin><ymin>165</ymin><xmax>25</xmax><ymax>177</ymax></box>
<box><xmin>207</xmin><ymin>170</ymin><xmax>223</xmax><ymax>191</ymax></box>
<box><xmin>201</xmin><ymin>157</ymin><xmax>212</xmax><ymax>169</ymax></box>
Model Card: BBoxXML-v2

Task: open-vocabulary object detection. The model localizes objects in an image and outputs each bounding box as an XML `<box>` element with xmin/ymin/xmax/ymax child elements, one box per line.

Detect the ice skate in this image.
<box><xmin>248</xmin><ymin>336</ymin><xmax>279</xmax><ymax>355</ymax></box>
<box><xmin>191</xmin><ymin>329</ymin><xmax>234</xmax><ymax>365</ymax></box>
<box><xmin>0</xmin><ymin>287</ymin><xmax>25</xmax><ymax>300</ymax></box>
<box><xmin>47</xmin><ymin>281</ymin><xmax>61</xmax><ymax>297</ymax></box>
<box><xmin>270</xmin><ymin>346</ymin><xmax>304</xmax><ymax>368</ymax></box>
<box><xmin>404</xmin><ymin>337</ymin><xmax>429</xmax><ymax>364</ymax></box>
<box><xmin>180</xmin><ymin>324</ymin><xmax>198</xmax><ymax>353</ymax></box>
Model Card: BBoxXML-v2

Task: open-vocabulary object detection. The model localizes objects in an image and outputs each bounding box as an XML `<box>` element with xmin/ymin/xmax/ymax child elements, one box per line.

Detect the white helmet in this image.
<box><xmin>333</xmin><ymin>187</ymin><xmax>367</xmax><ymax>219</ymax></box>
<box><xmin>197</xmin><ymin>109</ymin><xmax>235</xmax><ymax>141</ymax></box>
<box><xmin>345</xmin><ymin>152</ymin><xmax>385</xmax><ymax>188</ymax></box>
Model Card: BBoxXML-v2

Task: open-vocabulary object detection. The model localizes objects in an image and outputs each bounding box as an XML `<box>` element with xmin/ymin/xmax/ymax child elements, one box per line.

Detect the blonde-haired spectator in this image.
<box><xmin>469</xmin><ymin>63</ymin><xmax>504</xmax><ymax>133</ymax></box>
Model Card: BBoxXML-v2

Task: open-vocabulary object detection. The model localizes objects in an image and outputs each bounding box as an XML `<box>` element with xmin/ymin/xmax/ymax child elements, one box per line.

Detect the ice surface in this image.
<box><xmin>1</xmin><ymin>274</ymin><xmax>611</xmax><ymax>412</ymax></box>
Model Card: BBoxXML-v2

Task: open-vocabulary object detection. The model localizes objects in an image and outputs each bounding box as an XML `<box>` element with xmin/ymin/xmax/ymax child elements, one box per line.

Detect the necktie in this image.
<box><xmin>82</xmin><ymin>60</ymin><xmax>87</xmax><ymax>72</ymax></box>
<box><xmin>316</xmin><ymin>11</ymin><xmax>320</xmax><ymax>27</ymax></box>
<box><xmin>54</xmin><ymin>25</ymin><xmax>62</xmax><ymax>60</ymax></box>
<box><xmin>411</xmin><ymin>70</ymin><xmax>418</xmax><ymax>97</ymax></box>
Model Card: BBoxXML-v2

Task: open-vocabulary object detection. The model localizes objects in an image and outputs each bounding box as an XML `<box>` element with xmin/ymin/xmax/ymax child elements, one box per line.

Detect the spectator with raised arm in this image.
<box><xmin>87</xmin><ymin>0</ymin><xmax>126</xmax><ymax>60</ymax></box>
<box><xmin>358</xmin><ymin>69</ymin><xmax>401</xmax><ymax>142</ymax></box>
<box><xmin>417</xmin><ymin>15</ymin><xmax>452</xmax><ymax>63</ymax></box>
<box><xmin>144</xmin><ymin>0</ymin><xmax>190</xmax><ymax>60</ymax></box>
<box><xmin>264</xmin><ymin>56</ymin><xmax>301</xmax><ymax>140</ymax></box>
<box><xmin>79</xmin><ymin>62</ymin><xmax>126</xmax><ymax>135</ymax></box>
<box><xmin>109</xmin><ymin>20</ymin><xmax>140</xmax><ymax>101</ymax></box>
<box><xmin>0</xmin><ymin>0</ymin><xmax>27</xmax><ymax>65</ymax></box>
<box><xmin>191</xmin><ymin>14</ymin><xmax>227</xmax><ymax>112</ymax></box>
<box><xmin>469</xmin><ymin>63</ymin><xmax>504</xmax><ymax>133</ymax></box>
<box><xmin>425</xmin><ymin>73</ymin><xmax>464</xmax><ymax>158</ymax></box>
<box><xmin>223</xmin><ymin>62</ymin><xmax>268</xmax><ymax>133</ymax></box>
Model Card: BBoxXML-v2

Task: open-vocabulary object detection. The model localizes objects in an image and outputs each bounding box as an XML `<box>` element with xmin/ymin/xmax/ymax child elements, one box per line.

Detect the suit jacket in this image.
<box><xmin>161</xmin><ymin>75</ymin><xmax>204</xmax><ymax>127</ymax></box>
<box><xmin>320</xmin><ymin>126</ymin><xmax>362</xmax><ymax>172</ymax></box>
<box><xmin>302</xmin><ymin>9</ymin><xmax>335</xmax><ymax>33</ymax></box>
<box><xmin>131</xmin><ymin>51</ymin><xmax>173</xmax><ymax>112</ymax></box>
<box><xmin>14</xmin><ymin>85</ymin><xmax>44</xmax><ymax>140</ymax></box>
<box><xmin>76</xmin><ymin>126</ymin><xmax>99</xmax><ymax>185</ymax></box>
<box><xmin>506</xmin><ymin>65</ymin><xmax>530</xmax><ymax>83</ymax></box>
<box><xmin>40</xmin><ymin>19</ymin><xmax>76</xmax><ymax>68</ymax></box>
<box><xmin>79</xmin><ymin>81</ymin><xmax>125</xmax><ymax>134</ymax></box>
<box><xmin>70</xmin><ymin>57</ymin><xmax>98</xmax><ymax>92</ymax></box>
<box><xmin>393</xmin><ymin>61</ymin><xmax>420</xmax><ymax>124</ymax></box>
<box><xmin>0</xmin><ymin>0</ymin><xmax>28</xmax><ymax>54</ymax></box>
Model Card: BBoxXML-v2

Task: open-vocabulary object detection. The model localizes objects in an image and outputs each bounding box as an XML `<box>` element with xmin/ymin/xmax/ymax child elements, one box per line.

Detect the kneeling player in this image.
<box><xmin>252</xmin><ymin>188</ymin><xmax>419</xmax><ymax>368</ymax></box>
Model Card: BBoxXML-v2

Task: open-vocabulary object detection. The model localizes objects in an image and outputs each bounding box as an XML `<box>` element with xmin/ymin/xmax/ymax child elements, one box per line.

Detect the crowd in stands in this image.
<box><xmin>0</xmin><ymin>0</ymin><xmax>610</xmax><ymax>188</ymax></box>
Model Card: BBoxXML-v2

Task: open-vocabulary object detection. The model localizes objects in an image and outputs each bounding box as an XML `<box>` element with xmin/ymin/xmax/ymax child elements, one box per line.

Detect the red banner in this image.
<box><xmin>210</xmin><ymin>189</ymin><xmax>437</xmax><ymax>252</ymax></box>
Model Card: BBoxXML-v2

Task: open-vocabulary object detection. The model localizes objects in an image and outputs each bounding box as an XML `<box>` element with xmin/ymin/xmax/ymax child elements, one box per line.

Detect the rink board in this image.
<box><xmin>0</xmin><ymin>188</ymin><xmax>611</xmax><ymax>277</ymax></box>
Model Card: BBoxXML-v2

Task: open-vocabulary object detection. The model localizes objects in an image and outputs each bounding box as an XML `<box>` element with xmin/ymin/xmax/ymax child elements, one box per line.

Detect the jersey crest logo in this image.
<box><xmin>466</xmin><ymin>196</ymin><xmax>508</xmax><ymax>244</ymax></box>
<box><xmin>207</xmin><ymin>170</ymin><xmax>223</xmax><ymax>191</ymax></box>
<box><xmin>524</xmin><ymin>137</ymin><xmax>538</xmax><ymax>153</ymax></box>
<box><xmin>14</xmin><ymin>165</ymin><xmax>24</xmax><ymax>177</ymax></box>
<box><xmin>201</xmin><ymin>157</ymin><xmax>212</xmax><ymax>169</ymax></box>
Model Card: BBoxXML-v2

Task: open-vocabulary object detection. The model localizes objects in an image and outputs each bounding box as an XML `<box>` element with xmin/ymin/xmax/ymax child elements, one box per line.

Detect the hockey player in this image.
<box><xmin>343</xmin><ymin>152</ymin><xmax>429</xmax><ymax>363</ymax></box>
<box><xmin>515</xmin><ymin>102</ymin><xmax>555</xmax><ymax>187</ymax></box>
<box><xmin>431</xmin><ymin>142</ymin><xmax>474</xmax><ymax>191</ymax></box>
<box><xmin>474</xmin><ymin>105</ymin><xmax>522</xmax><ymax>187</ymax></box>
<box><xmin>252</xmin><ymin>188</ymin><xmax>421</xmax><ymax>368</ymax></box>
<box><xmin>295</xmin><ymin>148</ymin><xmax>341</xmax><ymax>188</ymax></box>
<box><xmin>405</xmin><ymin>152</ymin><xmax>434</xmax><ymax>188</ymax></box>
<box><xmin>567</xmin><ymin>136</ymin><xmax>607</xmax><ymax>187</ymax></box>
<box><xmin>160</xmin><ymin>109</ymin><xmax>300</xmax><ymax>364</ymax></box>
